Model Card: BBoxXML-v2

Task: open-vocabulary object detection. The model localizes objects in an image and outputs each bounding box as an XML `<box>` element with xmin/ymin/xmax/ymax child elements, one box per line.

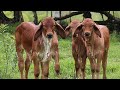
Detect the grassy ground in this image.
<box><xmin>0</xmin><ymin>11</ymin><xmax>120</xmax><ymax>79</ymax></box>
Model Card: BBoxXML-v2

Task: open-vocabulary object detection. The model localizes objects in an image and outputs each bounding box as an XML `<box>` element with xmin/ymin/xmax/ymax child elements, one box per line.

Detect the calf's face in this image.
<box><xmin>65</xmin><ymin>20</ymin><xmax>80</xmax><ymax>37</ymax></box>
<box><xmin>73</xmin><ymin>18</ymin><xmax>101</xmax><ymax>40</ymax></box>
<box><xmin>34</xmin><ymin>17</ymin><xmax>66</xmax><ymax>41</ymax></box>
<box><xmin>42</xmin><ymin>19</ymin><xmax>55</xmax><ymax>40</ymax></box>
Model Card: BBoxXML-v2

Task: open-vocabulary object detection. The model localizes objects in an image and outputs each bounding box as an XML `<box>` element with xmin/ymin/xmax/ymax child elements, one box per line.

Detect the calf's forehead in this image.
<box><xmin>70</xmin><ymin>21</ymin><xmax>80</xmax><ymax>28</ymax></box>
<box><xmin>82</xmin><ymin>18</ymin><xmax>95</xmax><ymax>25</ymax></box>
<box><xmin>43</xmin><ymin>18</ymin><xmax>55</xmax><ymax>27</ymax></box>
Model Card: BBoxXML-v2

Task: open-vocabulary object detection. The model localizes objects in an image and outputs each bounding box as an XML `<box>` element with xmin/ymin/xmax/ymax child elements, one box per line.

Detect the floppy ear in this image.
<box><xmin>73</xmin><ymin>24</ymin><xmax>83</xmax><ymax>38</ymax></box>
<box><xmin>34</xmin><ymin>22</ymin><xmax>43</xmax><ymax>41</ymax></box>
<box><xmin>65</xmin><ymin>25</ymin><xmax>71</xmax><ymax>37</ymax></box>
<box><xmin>55</xmin><ymin>22</ymin><xmax>66</xmax><ymax>39</ymax></box>
<box><xmin>93</xmin><ymin>24</ymin><xmax>101</xmax><ymax>38</ymax></box>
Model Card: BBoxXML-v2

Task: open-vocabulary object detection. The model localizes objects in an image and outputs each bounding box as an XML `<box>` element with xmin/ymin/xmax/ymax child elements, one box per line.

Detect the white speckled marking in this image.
<box><xmin>38</xmin><ymin>33</ymin><xmax>52</xmax><ymax>62</ymax></box>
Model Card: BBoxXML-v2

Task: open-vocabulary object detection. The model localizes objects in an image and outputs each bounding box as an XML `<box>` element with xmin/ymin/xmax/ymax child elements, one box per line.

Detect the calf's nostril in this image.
<box><xmin>85</xmin><ymin>32</ymin><xmax>90</xmax><ymax>37</ymax></box>
<box><xmin>47</xmin><ymin>34</ymin><xmax>53</xmax><ymax>39</ymax></box>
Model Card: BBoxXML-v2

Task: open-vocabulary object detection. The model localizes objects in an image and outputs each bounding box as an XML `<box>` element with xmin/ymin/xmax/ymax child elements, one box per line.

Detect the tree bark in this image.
<box><xmin>83</xmin><ymin>11</ymin><xmax>92</xmax><ymax>19</ymax></box>
<box><xmin>101</xmin><ymin>13</ymin><xmax>104</xmax><ymax>21</ymax></box>
<box><xmin>69</xmin><ymin>11</ymin><xmax>71</xmax><ymax>22</ymax></box>
<box><xmin>32</xmin><ymin>11</ymin><xmax>38</xmax><ymax>24</ymax></box>
<box><xmin>13</xmin><ymin>11</ymin><xmax>24</xmax><ymax>23</ymax></box>
<box><xmin>51</xmin><ymin>11</ymin><xmax>52</xmax><ymax>17</ymax></box>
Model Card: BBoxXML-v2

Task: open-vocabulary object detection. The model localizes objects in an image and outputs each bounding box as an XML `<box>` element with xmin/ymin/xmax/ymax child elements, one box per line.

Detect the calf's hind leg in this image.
<box><xmin>16</xmin><ymin>45</ymin><xmax>24</xmax><ymax>79</ymax></box>
<box><xmin>25</xmin><ymin>51</ymin><xmax>31</xmax><ymax>79</ymax></box>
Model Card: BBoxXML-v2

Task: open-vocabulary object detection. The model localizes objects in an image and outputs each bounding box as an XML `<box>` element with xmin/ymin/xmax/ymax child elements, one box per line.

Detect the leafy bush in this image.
<box><xmin>110</xmin><ymin>31</ymin><xmax>120</xmax><ymax>42</ymax></box>
<box><xmin>0</xmin><ymin>26</ymin><xmax>18</xmax><ymax>78</ymax></box>
<box><xmin>0</xmin><ymin>23</ymin><xmax>20</xmax><ymax>34</ymax></box>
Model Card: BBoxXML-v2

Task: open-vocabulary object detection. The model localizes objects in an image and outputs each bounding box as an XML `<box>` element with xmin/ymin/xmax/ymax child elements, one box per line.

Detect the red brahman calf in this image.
<box><xmin>65</xmin><ymin>20</ymin><xmax>87</xmax><ymax>79</ymax></box>
<box><xmin>15</xmin><ymin>17</ymin><xmax>66</xmax><ymax>79</ymax></box>
<box><xmin>73</xmin><ymin>18</ymin><xmax>110</xmax><ymax>79</ymax></box>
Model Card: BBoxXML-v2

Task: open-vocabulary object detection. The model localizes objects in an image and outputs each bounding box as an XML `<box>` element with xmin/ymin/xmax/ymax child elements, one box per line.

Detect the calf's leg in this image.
<box><xmin>32</xmin><ymin>52</ymin><xmax>40</xmax><ymax>79</ymax></box>
<box><xmin>52</xmin><ymin>50</ymin><xmax>60</xmax><ymax>75</ymax></box>
<box><xmin>25</xmin><ymin>51</ymin><xmax>31</xmax><ymax>79</ymax></box>
<box><xmin>41</xmin><ymin>60</ymin><xmax>50</xmax><ymax>79</ymax></box>
<box><xmin>102</xmin><ymin>50</ymin><xmax>108</xmax><ymax>79</ymax></box>
<box><xmin>16</xmin><ymin>45</ymin><xmax>25</xmax><ymax>79</ymax></box>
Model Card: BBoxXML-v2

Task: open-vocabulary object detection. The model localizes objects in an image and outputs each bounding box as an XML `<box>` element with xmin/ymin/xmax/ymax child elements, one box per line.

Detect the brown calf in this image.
<box><xmin>15</xmin><ymin>22</ymin><xmax>38</xmax><ymax>79</ymax></box>
<box><xmin>15</xmin><ymin>17</ymin><xmax>66</xmax><ymax>79</ymax></box>
<box><xmin>65</xmin><ymin>20</ymin><xmax>87</xmax><ymax>79</ymax></box>
<box><xmin>74</xmin><ymin>18</ymin><xmax>110</xmax><ymax>79</ymax></box>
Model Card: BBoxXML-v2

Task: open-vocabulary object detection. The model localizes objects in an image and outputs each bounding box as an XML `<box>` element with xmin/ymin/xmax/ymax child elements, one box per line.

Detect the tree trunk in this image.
<box><xmin>101</xmin><ymin>13</ymin><xmax>104</xmax><ymax>21</ymax></box>
<box><xmin>113</xmin><ymin>11</ymin><xmax>115</xmax><ymax>17</ymax></box>
<box><xmin>51</xmin><ymin>11</ymin><xmax>52</xmax><ymax>17</ymax></box>
<box><xmin>83</xmin><ymin>11</ymin><xmax>92</xmax><ymax>19</ymax></box>
<box><xmin>13</xmin><ymin>11</ymin><xmax>24</xmax><ymax>23</ymax></box>
<box><xmin>32</xmin><ymin>11</ymin><xmax>38</xmax><ymax>24</ymax></box>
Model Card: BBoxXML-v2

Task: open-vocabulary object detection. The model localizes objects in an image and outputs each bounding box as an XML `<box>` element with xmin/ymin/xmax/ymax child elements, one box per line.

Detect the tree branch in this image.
<box><xmin>54</xmin><ymin>11</ymin><xmax>85</xmax><ymax>21</ymax></box>
<box><xmin>54</xmin><ymin>11</ymin><xmax>120</xmax><ymax>23</ymax></box>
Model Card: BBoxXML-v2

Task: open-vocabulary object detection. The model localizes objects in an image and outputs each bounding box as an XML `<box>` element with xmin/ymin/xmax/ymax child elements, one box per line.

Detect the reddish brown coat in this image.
<box><xmin>65</xmin><ymin>20</ymin><xmax>87</xmax><ymax>79</ymax></box>
<box><xmin>15</xmin><ymin>17</ymin><xmax>66</xmax><ymax>79</ymax></box>
<box><xmin>74</xmin><ymin>18</ymin><xmax>110</xmax><ymax>79</ymax></box>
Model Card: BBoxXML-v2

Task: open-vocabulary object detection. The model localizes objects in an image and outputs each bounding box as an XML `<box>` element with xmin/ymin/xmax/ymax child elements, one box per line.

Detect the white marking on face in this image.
<box><xmin>38</xmin><ymin>33</ymin><xmax>52</xmax><ymax>62</ymax></box>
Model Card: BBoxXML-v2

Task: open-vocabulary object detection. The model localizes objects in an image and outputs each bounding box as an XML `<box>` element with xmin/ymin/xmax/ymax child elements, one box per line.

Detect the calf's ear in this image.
<box><xmin>65</xmin><ymin>25</ymin><xmax>71</xmax><ymax>37</ymax></box>
<box><xmin>55</xmin><ymin>22</ymin><xmax>66</xmax><ymax>39</ymax></box>
<box><xmin>34</xmin><ymin>22</ymin><xmax>43</xmax><ymax>41</ymax></box>
<box><xmin>93</xmin><ymin>24</ymin><xmax>101</xmax><ymax>38</ymax></box>
<box><xmin>73</xmin><ymin>23</ymin><xmax>83</xmax><ymax>37</ymax></box>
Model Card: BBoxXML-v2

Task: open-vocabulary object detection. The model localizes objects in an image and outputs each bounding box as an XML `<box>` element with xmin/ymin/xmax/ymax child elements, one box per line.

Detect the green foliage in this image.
<box><xmin>0</xmin><ymin>33</ymin><xmax>17</xmax><ymax>78</ymax></box>
<box><xmin>110</xmin><ymin>31</ymin><xmax>120</xmax><ymax>42</ymax></box>
<box><xmin>0</xmin><ymin>22</ymin><xmax>20</xmax><ymax>34</ymax></box>
<box><xmin>3</xmin><ymin>11</ymin><xmax>14</xmax><ymax>18</ymax></box>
